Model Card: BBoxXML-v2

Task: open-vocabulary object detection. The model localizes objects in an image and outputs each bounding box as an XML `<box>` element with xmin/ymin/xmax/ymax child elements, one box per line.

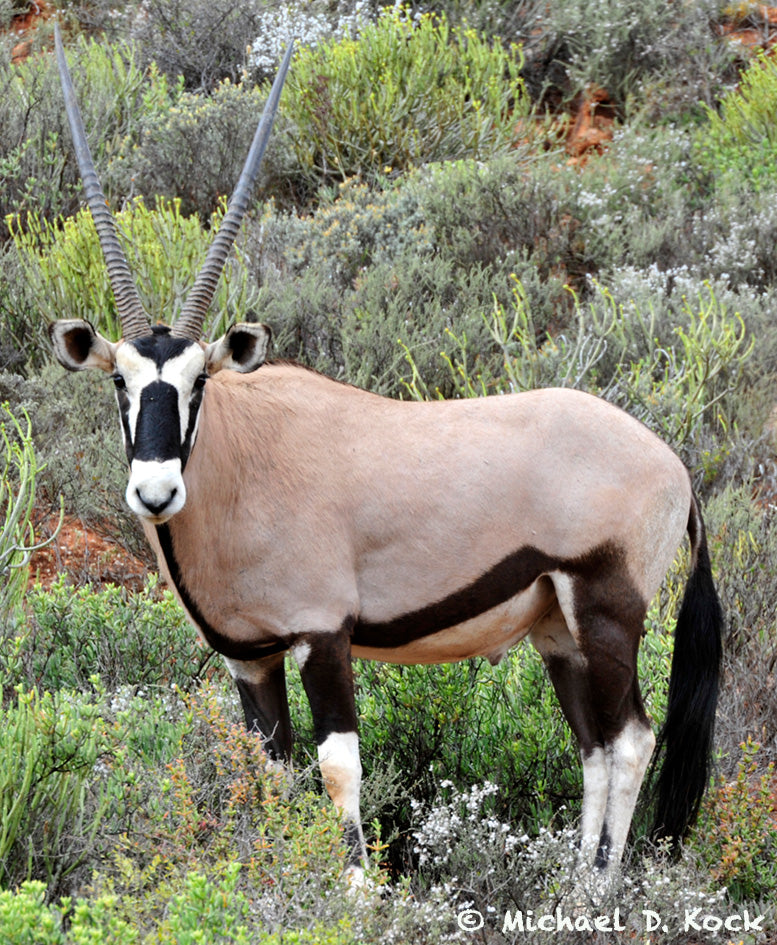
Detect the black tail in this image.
<box><xmin>651</xmin><ymin>493</ymin><xmax>723</xmax><ymax>848</ymax></box>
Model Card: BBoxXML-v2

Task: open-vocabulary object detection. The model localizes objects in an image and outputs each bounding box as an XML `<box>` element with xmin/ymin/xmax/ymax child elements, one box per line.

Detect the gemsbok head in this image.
<box><xmin>48</xmin><ymin>24</ymin><xmax>722</xmax><ymax>889</ymax></box>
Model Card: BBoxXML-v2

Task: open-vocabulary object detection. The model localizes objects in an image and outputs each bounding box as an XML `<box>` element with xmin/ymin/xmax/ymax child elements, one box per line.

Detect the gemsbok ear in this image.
<box><xmin>48</xmin><ymin>319</ymin><xmax>118</xmax><ymax>373</ymax></box>
<box><xmin>205</xmin><ymin>322</ymin><xmax>272</xmax><ymax>375</ymax></box>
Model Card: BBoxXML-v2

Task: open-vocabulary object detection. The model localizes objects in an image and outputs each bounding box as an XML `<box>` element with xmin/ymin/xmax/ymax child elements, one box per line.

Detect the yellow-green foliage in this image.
<box><xmin>284</xmin><ymin>7</ymin><xmax>528</xmax><ymax>186</ymax></box>
<box><xmin>696</xmin><ymin>52</ymin><xmax>777</xmax><ymax>190</ymax></box>
<box><xmin>0</xmin><ymin>685</ymin><xmax>125</xmax><ymax>890</ymax></box>
<box><xmin>0</xmin><ymin>880</ymin><xmax>137</xmax><ymax>945</ymax></box>
<box><xmin>9</xmin><ymin>198</ymin><xmax>257</xmax><ymax>341</ymax></box>
<box><xmin>0</xmin><ymin>404</ymin><xmax>59</xmax><ymax>629</ymax></box>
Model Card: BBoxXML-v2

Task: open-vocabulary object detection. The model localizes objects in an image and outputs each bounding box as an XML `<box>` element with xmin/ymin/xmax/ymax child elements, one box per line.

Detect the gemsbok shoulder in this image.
<box><xmin>48</xmin><ymin>26</ymin><xmax>722</xmax><ymax>886</ymax></box>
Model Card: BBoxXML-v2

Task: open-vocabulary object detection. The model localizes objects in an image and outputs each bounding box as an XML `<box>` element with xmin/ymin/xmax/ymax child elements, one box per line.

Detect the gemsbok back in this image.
<box><xmin>48</xmin><ymin>26</ymin><xmax>722</xmax><ymax>887</ymax></box>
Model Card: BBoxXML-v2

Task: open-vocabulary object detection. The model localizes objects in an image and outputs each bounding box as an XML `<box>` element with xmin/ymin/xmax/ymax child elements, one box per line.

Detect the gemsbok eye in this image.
<box><xmin>112</xmin><ymin>373</ymin><xmax>126</xmax><ymax>391</ymax></box>
<box><xmin>193</xmin><ymin>373</ymin><xmax>208</xmax><ymax>391</ymax></box>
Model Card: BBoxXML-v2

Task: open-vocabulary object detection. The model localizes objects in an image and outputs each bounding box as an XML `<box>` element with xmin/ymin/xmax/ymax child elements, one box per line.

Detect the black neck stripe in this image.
<box><xmin>155</xmin><ymin>523</ymin><xmax>289</xmax><ymax>661</ymax></box>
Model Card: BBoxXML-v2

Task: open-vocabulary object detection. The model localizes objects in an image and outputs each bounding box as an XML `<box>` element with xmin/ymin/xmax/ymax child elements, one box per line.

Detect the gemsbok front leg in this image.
<box><xmin>294</xmin><ymin>629</ymin><xmax>367</xmax><ymax>878</ymax></box>
<box><xmin>224</xmin><ymin>653</ymin><xmax>293</xmax><ymax>763</ymax></box>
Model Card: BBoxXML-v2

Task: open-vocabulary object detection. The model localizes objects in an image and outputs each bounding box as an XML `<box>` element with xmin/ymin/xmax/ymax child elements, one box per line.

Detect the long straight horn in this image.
<box><xmin>172</xmin><ymin>41</ymin><xmax>294</xmax><ymax>341</ymax></box>
<box><xmin>55</xmin><ymin>24</ymin><xmax>150</xmax><ymax>341</ymax></box>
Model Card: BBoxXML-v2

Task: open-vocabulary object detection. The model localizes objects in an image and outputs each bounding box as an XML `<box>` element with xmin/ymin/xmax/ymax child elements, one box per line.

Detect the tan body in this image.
<box><xmin>147</xmin><ymin>364</ymin><xmax>690</xmax><ymax>665</ymax></box>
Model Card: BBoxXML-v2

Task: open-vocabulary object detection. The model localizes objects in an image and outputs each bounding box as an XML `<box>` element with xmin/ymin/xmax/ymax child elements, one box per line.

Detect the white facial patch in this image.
<box><xmin>126</xmin><ymin>458</ymin><xmax>186</xmax><ymax>522</ymax></box>
<box><xmin>114</xmin><ymin>341</ymin><xmax>207</xmax><ymax>447</ymax></box>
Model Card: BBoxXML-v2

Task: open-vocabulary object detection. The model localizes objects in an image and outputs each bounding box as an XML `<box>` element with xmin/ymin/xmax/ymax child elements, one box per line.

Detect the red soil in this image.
<box><xmin>29</xmin><ymin>514</ymin><xmax>151</xmax><ymax>590</ymax></box>
<box><xmin>8</xmin><ymin>0</ymin><xmax>54</xmax><ymax>63</ymax></box>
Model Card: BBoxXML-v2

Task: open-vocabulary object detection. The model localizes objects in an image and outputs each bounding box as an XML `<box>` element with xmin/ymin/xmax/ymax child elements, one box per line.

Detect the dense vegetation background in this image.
<box><xmin>2</xmin><ymin>0</ymin><xmax>777</xmax><ymax>941</ymax></box>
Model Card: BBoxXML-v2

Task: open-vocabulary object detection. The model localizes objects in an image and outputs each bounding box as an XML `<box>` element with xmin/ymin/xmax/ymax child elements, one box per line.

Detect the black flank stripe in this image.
<box><xmin>155</xmin><ymin>523</ymin><xmax>289</xmax><ymax>661</ymax></box>
<box><xmin>353</xmin><ymin>542</ymin><xmax>638</xmax><ymax>649</ymax></box>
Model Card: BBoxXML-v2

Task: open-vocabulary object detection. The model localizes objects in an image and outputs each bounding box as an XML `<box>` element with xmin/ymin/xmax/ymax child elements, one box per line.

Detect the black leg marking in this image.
<box><xmin>229</xmin><ymin>653</ymin><xmax>292</xmax><ymax>763</ymax></box>
<box><xmin>297</xmin><ymin>628</ymin><xmax>359</xmax><ymax>741</ymax></box>
<box><xmin>296</xmin><ymin>626</ymin><xmax>366</xmax><ymax>870</ymax></box>
<box><xmin>595</xmin><ymin>823</ymin><xmax>612</xmax><ymax>870</ymax></box>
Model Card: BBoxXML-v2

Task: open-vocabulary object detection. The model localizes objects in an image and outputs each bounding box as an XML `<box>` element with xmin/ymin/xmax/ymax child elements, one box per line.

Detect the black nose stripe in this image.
<box><xmin>133</xmin><ymin>381</ymin><xmax>182</xmax><ymax>462</ymax></box>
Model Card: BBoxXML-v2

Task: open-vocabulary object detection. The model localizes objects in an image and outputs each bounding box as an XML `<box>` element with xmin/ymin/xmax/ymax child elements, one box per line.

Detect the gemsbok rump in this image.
<box><xmin>48</xmin><ymin>26</ymin><xmax>722</xmax><ymax>884</ymax></box>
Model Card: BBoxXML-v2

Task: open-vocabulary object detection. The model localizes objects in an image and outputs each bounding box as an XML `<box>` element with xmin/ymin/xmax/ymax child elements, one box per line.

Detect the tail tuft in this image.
<box><xmin>651</xmin><ymin>493</ymin><xmax>723</xmax><ymax>848</ymax></box>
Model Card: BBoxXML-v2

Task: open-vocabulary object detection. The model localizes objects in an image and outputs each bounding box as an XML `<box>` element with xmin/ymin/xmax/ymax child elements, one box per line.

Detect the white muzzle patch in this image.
<box><xmin>126</xmin><ymin>458</ymin><xmax>187</xmax><ymax>523</ymax></box>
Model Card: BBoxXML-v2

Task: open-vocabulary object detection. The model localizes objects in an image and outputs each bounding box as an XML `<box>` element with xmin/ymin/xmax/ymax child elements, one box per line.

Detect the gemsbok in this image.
<box><xmin>48</xmin><ymin>25</ymin><xmax>722</xmax><ymax>885</ymax></box>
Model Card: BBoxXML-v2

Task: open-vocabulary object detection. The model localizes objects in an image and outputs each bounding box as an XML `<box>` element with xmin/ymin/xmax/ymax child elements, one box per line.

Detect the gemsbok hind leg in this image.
<box><xmin>530</xmin><ymin>572</ymin><xmax>654</xmax><ymax>886</ymax></box>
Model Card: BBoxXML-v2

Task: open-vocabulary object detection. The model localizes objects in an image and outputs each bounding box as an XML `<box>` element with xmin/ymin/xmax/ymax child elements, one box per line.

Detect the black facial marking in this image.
<box><xmin>130</xmin><ymin>326</ymin><xmax>194</xmax><ymax>369</ymax></box>
<box><xmin>132</xmin><ymin>381</ymin><xmax>182</xmax><ymax>462</ymax></box>
<box><xmin>116</xmin><ymin>387</ymin><xmax>134</xmax><ymax>465</ymax></box>
<box><xmin>181</xmin><ymin>381</ymin><xmax>205</xmax><ymax>468</ymax></box>
<box><xmin>353</xmin><ymin>542</ymin><xmax>643</xmax><ymax>649</ymax></box>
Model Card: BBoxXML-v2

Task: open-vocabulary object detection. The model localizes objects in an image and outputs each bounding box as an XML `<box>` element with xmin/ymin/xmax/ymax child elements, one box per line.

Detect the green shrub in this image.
<box><xmin>10</xmin><ymin>198</ymin><xmax>258</xmax><ymax>343</ymax></box>
<box><xmin>154</xmin><ymin>865</ymin><xmax>252</xmax><ymax>944</ymax></box>
<box><xmin>0</xmin><ymin>881</ymin><xmax>137</xmax><ymax>945</ymax></box>
<box><xmin>696</xmin><ymin>52</ymin><xmax>777</xmax><ymax>192</ymax></box>
<box><xmin>0</xmin><ymin>404</ymin><xmax>57</xmax><ymax>631</ymax></box>
<box><xmin>0</xmin><ymin>686</ymin><xmax>127</xmax><ymax>892</ymax></box>
<box><xmin>250</xmin><ymin>164</ymin><xmax>569</xmax><ymax>394</ymax></box>
<box><xmin>16</xmin><ymin>576</ymin><xmax>208</xmax><ymax>692</ymax></box>
<box><xmin>131</xmin><ymin>0</ymin><xmax>271</xmax><ymax>92</ymax></box>
<box><xmin>703</xmin><ymin>486</ymin><xmax>777</xmax><ymax>772</ymax></box>
<box><xmin>0</xmin><ymin>38</ymin><xmax>175</xmax><ymax>240</ymax></box>
<box><xmin>692</xmin><ymin>739</ymin><xmax>777</xmax><ymax>902</ymax></box>
<box><xmin>416</xmin><ymin>156</ymin><xmax>572</xmax><ymax>280</ymax></box>
<box><xmin>107</xmin><ymin>79</ymin><xmax>292</xmax><ymax>218</ymax></box>
<box><xmin>520</xmin><ymin>0</ymin><xmax>732</xmax><ymax>113</ymax></box>
<box><xmin>356</xmin><ymin>651</ymin><xmax>579</xmax><ymax>838</ymax></box>
<box><xmin>282</xmin><ymin>7</ymin><xmax>529</xmax><ymax>191</ymax></box>
<box><xmin>0</xmin><ymin>367</ymin><xmax>142</xmax><ymax>553</ymax></box>
<box><xmin>89</xmin><ymin>681</ymin><xmax>358</xmax><ymax>935</ymax></box>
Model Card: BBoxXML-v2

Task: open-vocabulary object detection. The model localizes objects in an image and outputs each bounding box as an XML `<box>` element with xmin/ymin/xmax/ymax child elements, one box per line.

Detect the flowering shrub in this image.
<box><xmin>248</xmin><ymin>1</ymin><xmax>372</xmax><ymax>76</ymax></box>
<box><xmin>693</xmin><ymin>739</ymin><xmax>777</xmax><ymax>902</ymax></box>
